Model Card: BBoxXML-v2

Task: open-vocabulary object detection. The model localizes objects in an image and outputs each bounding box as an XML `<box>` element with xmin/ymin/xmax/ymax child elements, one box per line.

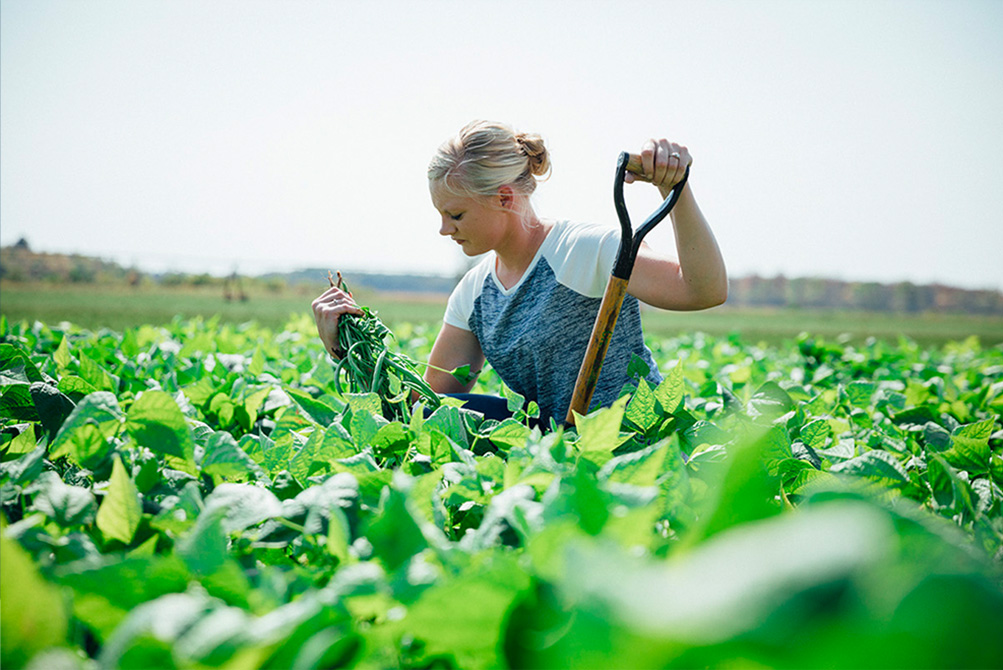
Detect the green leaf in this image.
<box><xmin>571</xmin><ymin>464</ymin><xmax>610</xmax><ymax>536</ymax></box>
<box><xmin>345</xmin><ymin>392</ymin><xmax>383</xmax><ymax>419</ymax></box>
<box><xmin>349</xmin><ymin>406</ymin><xmax>383</xmax><ymax>446</ymax></box>
<box><xmin>121</xmin><ymin>328</ymin><xmax>140</xmax><ymax>358</ymax></box>
<box><xmin>177</xmin><ymin>508</ymin><xmax>228</xmax><ymax>577</ymax></box>
<box><xmin>126</xmin><ymin>390</ymin><xmax>195</xmax><ymax>466</ymax></box>
<box><xmin>626</xmin><ymin>353</ymin><xmax>651</xmax><ymax>381</ymax></box>
<box><xmin>366</xmin><ymin>486</ymin><xmax>427</xmax><ymax>572</ymax></box>
<box><xmin>653</xmin><ymin>362</ymin><xmax>684</xmax><ymax>414</ymax></box>
<box><xmin>777</xmin><ymin>458</ymin><xmax>837</xmax><ymax>496</ymax></box>
<box><xmin>747</xmin><ymin>382</ymin><xmax>795</xmax><ymax>421</ymax></box>
<box><xmin>202</xmin><ymin>431</ymin><xmax>262</xmax><ymax>481</ymax></box>
<box><xmin>372</xmin><ymin>422</ymin><xmax>411</xmax><ymax>457</ymax></box>
<box><xmin>0</xmin><ymin>342</ymin><xmax>44</xmax><ymax>384</ymax></box>
<box><xmin>425</xmin><ymin>405</ymin><xmax>469</xmax><ymax>448</ymax></box>
<box><xmin>799</xmin><ymin>418</ymin><xmax>832</xmax><ymax>451</ymax></box>
<box><xmin>575</xmin><ymin>395</ymin><xmax>629</xmax><ymax>466</ymax></box>
<box><xmin>285</xmin><ymin>386</ymin><xmax>342</xmax><ymax>426</ymax></box>
<box><xmin>69</xmin><ymin>422</ymin><xmax>109</xmax><ymax>467</ymax></box>
<box><xmin>31</xmin><ymin>471</ymin><xmax>97</xmax><ymax>527</ymax></box>
<box><xmin>97</xmin><ymin>455</ymin><xmax>143</xmax><ymax>545</ymax></box>
<box><xmin>50</xmin><ymin>391</ymin><xmax>124</xmax><ymax>461</ymax></box>
<box><xmin>695</xmin><ymin>425</ymin><xmax>785</xmax><ymax>541</ymax></box>
<box><xmin>503</xmin><ymin>384</ymin><xmax>526</xmax><ymax>413</ymax></box>
<box><xmin>943</xmin><ymin>418</ymin><xmax>996</xmax><ymax>475</ymax></box>
<box><xmin>247</xmin><ymin>346</ymin><xmax>266</xmax><ymax>376</ymax></box>
<box><xmin>0</xmin><ymin>383</ymin><xmax>38</xmax><ymax>422</ymax></box>
<box><xmin>489</xmin><ymin>419</ymin><xmax>531</xmax><ymax>453</ymax></box>
<box><xmin>682</xmin><ymin>420</ymin><xmax>732</xmax><ymax>453</ymax></box>
<box><xmin>30</xmin><ymin>381</ymin><xmax>76</xmax><ymax>440</ymax></box>
<box><xmin>0</xmin><ymin>523</ymin><xmax>69</xmax><ymax>668</ymax></box>
<box><xmin>209</xmin><ymin>392</ymin><xmax>236</xmax><ymax>427</ymax></box>
<box><xmin>830</xmin><ymin>450</ymin><xmax>909</xmax><ymax>484</ymax></box>
<box><xmin>241</xmin><ymin>386</ymin><xmax>272</xmax><ymax>428</ymax></box>
<box><xmin>53</xmin><ymin>334</ymin><xmax>73</xmax><ymax>370</ymax></box>
<box><xmin>271</xmin><ymin>411</ymin><xmax>320</xmax><ymax>447</ymax></box>
<box><xmin>625</xmin><ymin>377</ymin><xmax>658</xmax><ymax>432</ymax></box>
<box><xmin>59</xmin><ymin>555</ymin><xmax>189</xmax><ymax>639</ymax></box>
<box><xmin>429</xmin><ymin>430</ymin><xmax>460</xmax><ymax>468</ymax></box>
<box><xmin>326</xmin><ymin>506</ymin><xmax>352</xmax><ymax>564</ymax></box>
<box><xmin>554</xmin><ymin>502</ymin><xmax>894</xmax><ymax>656</ymax></box>
<box><xmin>182</xmin><ymin>376</ymin><xmax>216</xmax><ymax>408</ymax></box>
<box><xmin>400</xmin><ymin>558</ymin><xmax>530</xmax><ymax>670</ymax></box>
<box><xmin>441</xmin><ymin>475</ymin><xmax>489</xmax><ymax>507</ymax></box>
<box><xmin>760</xmin><ymin>424</ymin><xmax>795</xmax><ymax>473</ymax></box>
<box><xmin>927</xmin><ymin>455</ymin><xmax>976</xmax><ymax>516</ymax></box>
<box><xmin>79</xmin><ymin>350</ymin><xmax>118</xmax><ymax>392</ymax></box>
<box><xmin>262</xmin><ymin>433</ymin><xmax>296</xmax><ymax>476</ymax></box>
<box><xmin>3</xmin><ymin>425</ymin><xmax>37</xmax><ymax>455</ymax></box>
<box><xmin>600</xmin><ymin>439</ymin><xmax>669</xmax><ymax>488</ymax></box>
<box><xmin>892</xmin><ymin>405</ymin><xmax>940</xmax><ymax>430</ymax></box>
<box><xmin>57</xmin><ymin>374</ymin><xmax>97</xmax><ymax>400</ymax></box>
<box><xmin>203</xmin><ymin>483</ymin><xmax>283</xmax><ymax>533</ymax></box>
<box><xmin>289</xmin><ymin>428</ymin><xmax>333</xmax><ymax>483</ymax></box>
<box><xmin>844</xmin><ymin>380</ymin><xmax>877</xmax><ymax>408</ymax></box>
<box><xmin>1</xmin><ymin>443</ymin><xmax>47</xmax><ymax>485</ymax></box>
<box><xmin>922</xmin><ymin>422</ymin><xmax>952</xmax><ymax>452</ymax></box>
<box><xmin>450</xmin><ymin>364</ymin><xmax>478</xmax><ymax>386</ymax></box>
<box><xmin>97</xmin><ymin>591</ymin><xmax>211</xmax><ymax>669</ymax></box>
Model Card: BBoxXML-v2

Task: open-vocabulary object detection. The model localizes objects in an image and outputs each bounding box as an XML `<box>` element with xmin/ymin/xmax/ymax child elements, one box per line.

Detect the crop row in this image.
<box><xmin>2</xmin><ymin>313</ymin><xmax>1002</xmax><ymax>668</ymax></box>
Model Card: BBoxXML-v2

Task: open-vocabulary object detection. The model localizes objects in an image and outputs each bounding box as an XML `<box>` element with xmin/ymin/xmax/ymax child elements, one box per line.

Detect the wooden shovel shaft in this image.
<box><xmin>565</xmin><ymin>275</ymin><xmax>630</xmax><ymax>425</ymax></box>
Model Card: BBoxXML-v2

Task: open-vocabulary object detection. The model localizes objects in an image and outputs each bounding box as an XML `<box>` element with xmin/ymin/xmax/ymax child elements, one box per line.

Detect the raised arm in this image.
<box><xmin>424</xmin><ymin>323</ymin><xmax>485</xmax><ymax>394</ymax></box>
<box><xmin>625</xmin><ymin>139</ymin><xmax>728</xmax><ymax>311</ymax></box>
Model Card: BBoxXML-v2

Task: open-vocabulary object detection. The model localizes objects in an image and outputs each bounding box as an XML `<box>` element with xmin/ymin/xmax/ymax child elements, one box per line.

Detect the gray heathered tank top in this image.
<box><xmin>467</xmin><ymin>253</ymin><xmax>661</xmax><ymax>425</ymax></box>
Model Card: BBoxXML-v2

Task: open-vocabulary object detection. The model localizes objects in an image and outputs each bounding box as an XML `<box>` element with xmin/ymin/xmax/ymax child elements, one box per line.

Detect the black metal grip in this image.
<box><xmin>610</xmin><ymin>151</ymin><xmax>691</xmax><ymax>280</ymax></box>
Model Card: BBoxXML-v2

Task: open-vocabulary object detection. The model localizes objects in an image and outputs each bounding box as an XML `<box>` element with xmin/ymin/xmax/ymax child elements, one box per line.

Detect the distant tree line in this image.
<box><xmin>3</xmin><ymin>241</ymin><xmax>1001</xmax><ymax>315</ymax></box>
<box><xmin>0</xmin><ymin>239</ymin><xmax>139</xmax><ymax>285</ymax></box>
<box><xmin>727</xmin><ymin>274</ymin><xmax>1003</xmax><ymax>316</ymax></box>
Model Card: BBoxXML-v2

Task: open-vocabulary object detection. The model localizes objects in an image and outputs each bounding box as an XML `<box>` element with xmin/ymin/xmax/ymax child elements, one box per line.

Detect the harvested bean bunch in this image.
<box><xmin>328</xmin><ymin>271</ymin><xmax>440</xmax><ymax>421</ymax></box>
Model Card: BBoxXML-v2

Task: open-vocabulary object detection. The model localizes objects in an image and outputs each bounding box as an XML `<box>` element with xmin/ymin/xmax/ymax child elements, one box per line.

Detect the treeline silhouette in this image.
<box><xmin>3</xmin><ymin>240</ymin><xmax>1001</xmax><ymax>316</ymax></box>
<box><xmin>728</xmin><ymin>275</ymin><xmax>1003</xmax><ymax>315</ymax></box>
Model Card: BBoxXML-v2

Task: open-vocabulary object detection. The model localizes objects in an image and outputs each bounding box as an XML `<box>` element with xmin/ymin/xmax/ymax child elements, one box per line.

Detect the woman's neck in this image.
<box><xmin>494</xmin><ymin>212</ymin><xmax>550</xmax><ymax>289</ymax></box>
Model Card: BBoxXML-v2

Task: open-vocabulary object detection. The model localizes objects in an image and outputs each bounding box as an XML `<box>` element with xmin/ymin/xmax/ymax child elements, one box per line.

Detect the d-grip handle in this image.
<box><xmin>611</xmin><ymin>152</ymin><xmax>691</xmax><ymax>280</ymax></box>
<box><xmin>623</xmin><ymin>152</ymin><xmax>688</xmax><ymax>177</ymax></box>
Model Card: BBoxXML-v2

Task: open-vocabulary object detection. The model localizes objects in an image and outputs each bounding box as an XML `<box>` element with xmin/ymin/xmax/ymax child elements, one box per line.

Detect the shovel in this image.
<box><xmin>565</xmin><ymin>152</ymin><xmax>690</xmax><ymax>426</ymax></box>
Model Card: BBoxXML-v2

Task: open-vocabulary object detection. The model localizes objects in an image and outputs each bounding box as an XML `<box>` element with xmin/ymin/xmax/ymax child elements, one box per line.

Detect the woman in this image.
<box><xmin>312</xmin><ymin>120</ymin><xmax>727</xmax><ymax>426</ymax></box>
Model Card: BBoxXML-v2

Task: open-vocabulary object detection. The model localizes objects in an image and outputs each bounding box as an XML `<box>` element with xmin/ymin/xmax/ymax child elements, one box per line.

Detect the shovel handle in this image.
<box><xmin>624</xmin><ymin>152</ymin><xmax>688</xmax><ymax>177</ymax></box>
<box><xmin>565</xmin><ymin>276</ymin><xmax>630</xmax><ymax>425</ymax></box>
<box><xmin>625</xmin><ymin>153</ymin><xmax>644</xmax><ymax>175</ymax></box>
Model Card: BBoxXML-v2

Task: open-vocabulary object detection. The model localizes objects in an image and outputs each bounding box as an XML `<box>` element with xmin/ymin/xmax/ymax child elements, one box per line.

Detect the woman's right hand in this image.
<box><xmin>311</xmin><ymin>286</ymin><xmax>364</xmax><ymax>359</ymax></box>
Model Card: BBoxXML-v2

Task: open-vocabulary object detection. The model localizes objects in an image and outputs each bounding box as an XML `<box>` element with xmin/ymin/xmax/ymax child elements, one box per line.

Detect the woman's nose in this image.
<box><xmin>439</xmin><ymin>216</ymin><xmax>455</xmax><ymax>236</ymax></box>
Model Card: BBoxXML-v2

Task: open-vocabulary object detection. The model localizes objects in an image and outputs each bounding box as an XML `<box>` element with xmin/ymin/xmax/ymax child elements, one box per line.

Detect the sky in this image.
<box><xmin>2</xmin><ymin>0</ymin><xmax>1002</xmax><ymax>290</ymax></box>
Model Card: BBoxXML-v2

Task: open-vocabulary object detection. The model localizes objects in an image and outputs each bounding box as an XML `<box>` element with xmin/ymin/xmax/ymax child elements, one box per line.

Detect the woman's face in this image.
<box><xmin>430</xmin><ymin>183</ymin><xmax>507</xmax><ymax>257</ymax></box>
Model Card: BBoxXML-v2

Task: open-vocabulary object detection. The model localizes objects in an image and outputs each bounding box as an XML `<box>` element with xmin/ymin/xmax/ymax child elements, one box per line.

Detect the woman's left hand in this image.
<box><xmin>624</xmin><ymin>138</ymin><xmax>692</xmax><ymax>199</ymax></box>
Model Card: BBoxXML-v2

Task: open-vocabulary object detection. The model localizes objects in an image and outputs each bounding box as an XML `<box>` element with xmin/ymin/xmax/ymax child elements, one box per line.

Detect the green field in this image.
<box><xmin>3</xmin><ymin>311</ymin><xmax>1002</xmax><ymax>668</ymax></box>
<box><xmin>3</xmin><ymin>281</ymin><xmax>1002</xmax><ymax>347</ymax></box>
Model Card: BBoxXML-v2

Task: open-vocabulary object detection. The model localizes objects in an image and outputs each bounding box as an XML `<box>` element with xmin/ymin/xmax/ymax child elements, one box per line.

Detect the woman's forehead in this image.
<box><xmin>430</xmin><ymin>183</ymin><xmax>472</xmax><ymax>211</ymax></box>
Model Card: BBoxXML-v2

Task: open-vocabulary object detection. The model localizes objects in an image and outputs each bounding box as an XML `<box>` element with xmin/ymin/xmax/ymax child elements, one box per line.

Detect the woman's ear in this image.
<box><xmin>497</xmin><ymin>185</ymin><xmax>515</xmax><ymax>210</ymax></box>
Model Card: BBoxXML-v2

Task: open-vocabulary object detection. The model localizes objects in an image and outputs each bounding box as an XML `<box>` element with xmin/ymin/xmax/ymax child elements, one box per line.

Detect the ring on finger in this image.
<box><xmin>668</xmin><ymin>151</ymin><xmax>681</xmax><ymax>160</ymax></box>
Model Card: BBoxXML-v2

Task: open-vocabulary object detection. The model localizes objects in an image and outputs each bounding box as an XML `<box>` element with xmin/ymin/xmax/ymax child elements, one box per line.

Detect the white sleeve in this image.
<box><xmin>549</xmin><ymin>222</ymin><xmax>620</xmax><ymax>298</ymax></box>
<box><xmin>443</xmin><ymin>258</ymin><xmax>491</xmax><ymax>331</ymax></box>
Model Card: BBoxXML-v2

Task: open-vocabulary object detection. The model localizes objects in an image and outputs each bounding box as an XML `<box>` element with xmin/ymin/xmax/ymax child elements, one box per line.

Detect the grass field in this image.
<box><xmin>2</xmin><ymin>281</ymin><xmax>1001</xmax><ymax>347</ymax></box>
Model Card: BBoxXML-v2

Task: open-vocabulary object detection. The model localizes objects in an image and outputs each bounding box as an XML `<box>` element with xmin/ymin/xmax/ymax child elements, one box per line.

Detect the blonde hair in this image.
<box><xmin>428</xmin><ymin>120</ymin><xmax>551</xmax><ymax>201</ymax></box>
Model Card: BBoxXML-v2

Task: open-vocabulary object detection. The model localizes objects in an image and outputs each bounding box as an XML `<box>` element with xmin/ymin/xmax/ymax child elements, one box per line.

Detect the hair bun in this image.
<box><xmin>516</xmin><ymin>132</ymin><xmax>551</xmax><ymax>178</ymax></box>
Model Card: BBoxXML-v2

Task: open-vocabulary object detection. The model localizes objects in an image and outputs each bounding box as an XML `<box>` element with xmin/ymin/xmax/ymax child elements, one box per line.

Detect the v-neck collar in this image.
<box><xmin>489</xmin><ymin>221</ymin><xmax>555</xmax><ymax>296</ymax></box>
